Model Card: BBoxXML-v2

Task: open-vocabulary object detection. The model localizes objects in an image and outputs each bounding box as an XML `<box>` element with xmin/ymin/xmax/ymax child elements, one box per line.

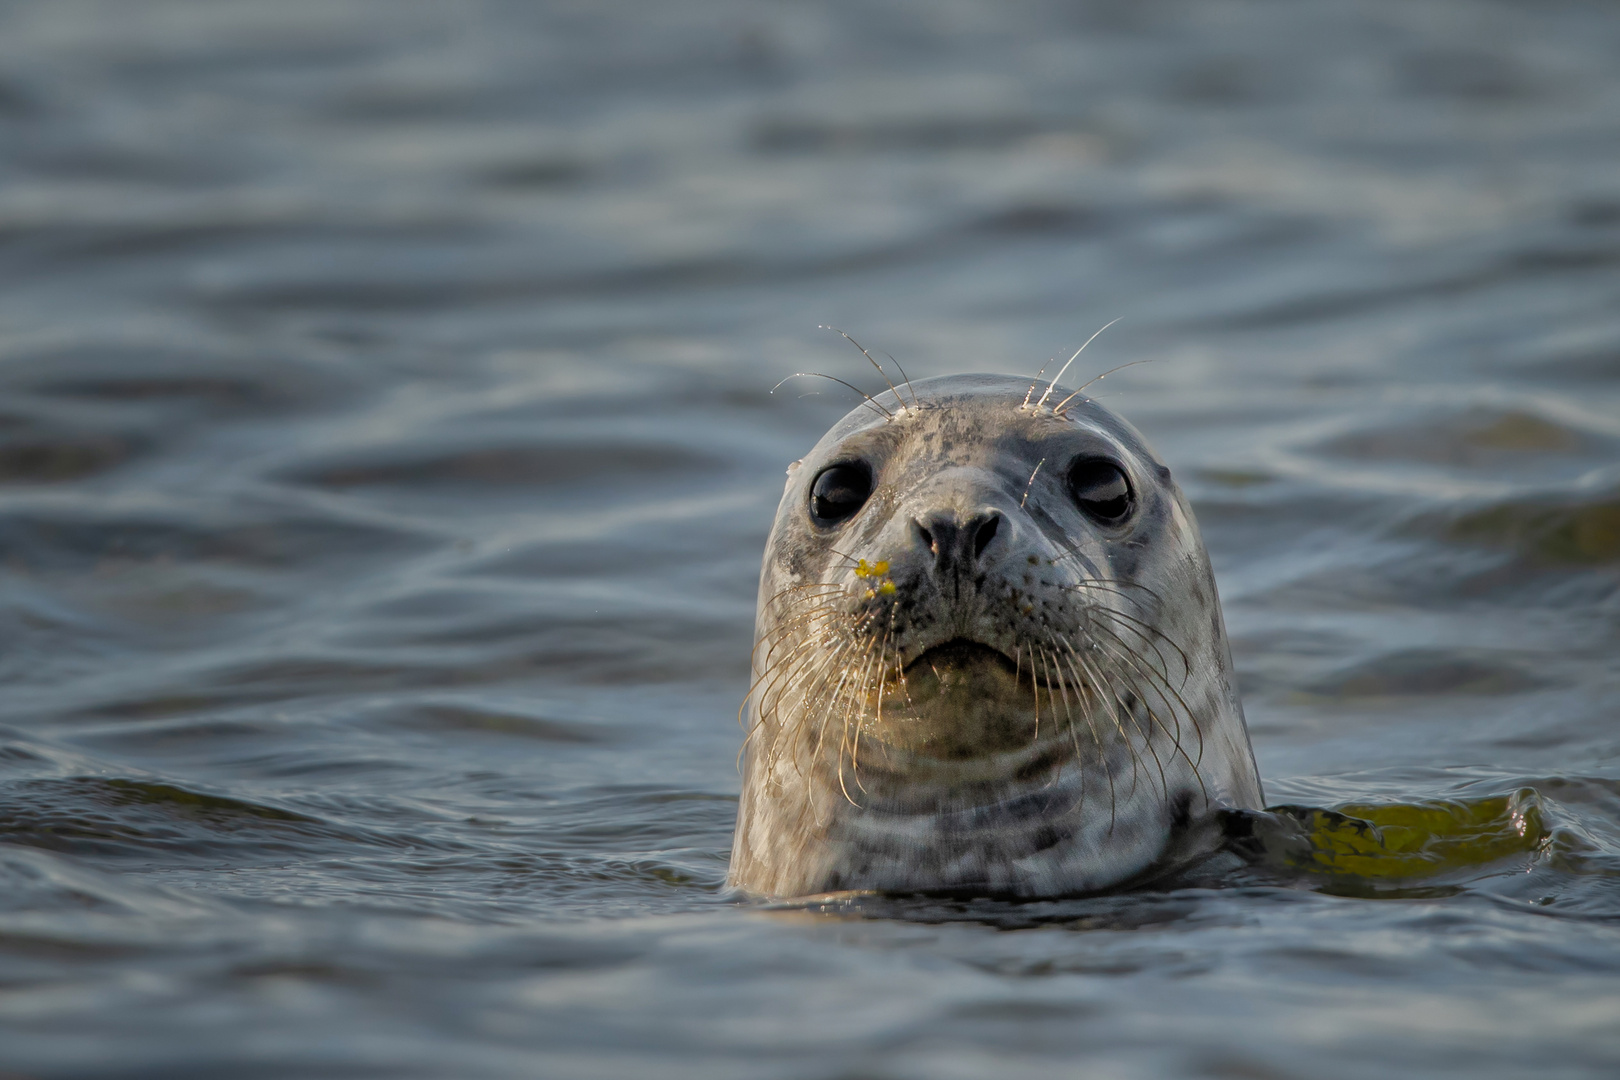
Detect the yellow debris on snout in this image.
<box><xmin>854</xmin><ymin>559</ymin><xmax>897</xmax><ymax>599</ymax></box>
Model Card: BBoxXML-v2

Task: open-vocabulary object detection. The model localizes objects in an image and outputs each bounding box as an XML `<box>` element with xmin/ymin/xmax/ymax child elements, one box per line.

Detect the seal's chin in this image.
<box><xmin>870</xmin><ymin>638</ymin><xmax>1049</xmax><ymax>762</ymax></box>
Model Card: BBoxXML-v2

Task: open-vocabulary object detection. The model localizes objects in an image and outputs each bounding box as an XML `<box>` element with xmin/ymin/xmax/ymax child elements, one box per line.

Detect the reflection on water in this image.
<box><xmin>1</xmin><ymin>0</ymin><xmax>1618</xmax><ymax>1076</ymax></box>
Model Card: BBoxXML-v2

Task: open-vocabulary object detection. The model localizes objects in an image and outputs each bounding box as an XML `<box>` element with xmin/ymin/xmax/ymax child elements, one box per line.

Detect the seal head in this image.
<box><xmin>730</xmin><ymin>373</ymin><xmax>1262</xmax><ymax>898</ymax></box>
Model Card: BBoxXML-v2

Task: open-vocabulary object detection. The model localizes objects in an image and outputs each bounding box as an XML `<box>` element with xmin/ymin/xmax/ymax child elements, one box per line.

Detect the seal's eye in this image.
<box><xmin>810</xmin><ymin>462</ymin><xmax>872</xmax><ymax>524</ymax></box>
<box><xmin>1069</xmin><ymin>459</ymin><xmax>1133</xmax><ymax>523</ymax></box>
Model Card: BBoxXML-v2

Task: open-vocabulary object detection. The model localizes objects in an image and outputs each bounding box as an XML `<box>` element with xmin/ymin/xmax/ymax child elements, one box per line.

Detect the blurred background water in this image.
<box><xmin>0</xmin><ymin>0</ymin><xmax>1618</xmax><ymax>1076</ymax></box>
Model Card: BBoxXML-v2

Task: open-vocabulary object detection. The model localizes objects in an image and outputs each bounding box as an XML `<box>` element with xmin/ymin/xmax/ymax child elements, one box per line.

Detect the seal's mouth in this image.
<box><xmin>901</xmin><ymin>637</ymin><xmax>1073</xmax><ymax>692</ymax></box>
<box><xmin>902</xmin><ymin>639</ymin><xmax>1017</xmax><ymax>681</ymax></box>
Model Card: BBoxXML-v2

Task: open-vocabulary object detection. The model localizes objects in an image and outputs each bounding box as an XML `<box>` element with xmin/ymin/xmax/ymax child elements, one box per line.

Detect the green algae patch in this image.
<box><xmin>1228</xmin><ymin>790</ymin><xmax>1549</xmax><ymax>892</ymax></box>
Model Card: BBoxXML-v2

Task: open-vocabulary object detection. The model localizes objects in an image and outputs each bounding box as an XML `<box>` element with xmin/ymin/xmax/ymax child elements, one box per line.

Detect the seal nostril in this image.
<box><xmin>973</xmin><ymin>514</ymin><xmax>1000</xmax><ymax>559</ymax></box>
<box><xmin>914</xmin><ymin>521</ymin><xmax>935</xmax><ymax>554</ymax></box>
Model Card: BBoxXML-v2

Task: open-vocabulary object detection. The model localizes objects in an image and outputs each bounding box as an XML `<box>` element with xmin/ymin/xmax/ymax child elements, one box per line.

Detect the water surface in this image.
<box><xmin>2</xmin><ymin>1</ymin><xmax>1619</xmax><ymax>1076</ymax></box>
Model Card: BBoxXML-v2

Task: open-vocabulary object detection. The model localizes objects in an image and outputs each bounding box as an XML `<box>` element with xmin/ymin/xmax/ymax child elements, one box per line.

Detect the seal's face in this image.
<box><xmin>731</xmin><ymin>374</ymin><xmax>1262</xmax><ymax>899</ymax></box>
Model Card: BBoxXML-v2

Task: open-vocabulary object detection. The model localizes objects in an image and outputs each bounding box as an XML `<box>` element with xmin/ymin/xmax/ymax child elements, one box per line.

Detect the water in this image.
<box><xmin>1</xmin><ymin>0</ymin><xmax>1618</xmax><ymax>1075</ymax></box>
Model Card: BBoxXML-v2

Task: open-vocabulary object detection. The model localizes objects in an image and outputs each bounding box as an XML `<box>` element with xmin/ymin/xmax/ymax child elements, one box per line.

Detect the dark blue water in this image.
<box><xmin>1</xmin><ymin>1</ymin><xmax>1619</xmax><ymax>1076</ymax></box>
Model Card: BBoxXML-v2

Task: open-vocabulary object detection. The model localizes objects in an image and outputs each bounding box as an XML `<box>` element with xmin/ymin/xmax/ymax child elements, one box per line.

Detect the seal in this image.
<box><xmin>729</xmin><ymin>372</ymin><xmax>1263</xmax><ymax>899</ymax></box>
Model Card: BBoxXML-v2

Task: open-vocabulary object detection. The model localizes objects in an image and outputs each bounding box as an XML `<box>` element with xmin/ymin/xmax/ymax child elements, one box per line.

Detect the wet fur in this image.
<box><xmin>730</xmin><ymin>374</ymin><xmax>1262</xmax><ymax>898</ymax></box>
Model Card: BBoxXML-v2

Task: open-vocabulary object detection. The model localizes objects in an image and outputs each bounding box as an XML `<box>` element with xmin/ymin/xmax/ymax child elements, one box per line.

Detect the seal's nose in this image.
<box><xmin>912</xmin><ymin>509</ymin><xmax>1003</xmax><ymax>575</ymax></box>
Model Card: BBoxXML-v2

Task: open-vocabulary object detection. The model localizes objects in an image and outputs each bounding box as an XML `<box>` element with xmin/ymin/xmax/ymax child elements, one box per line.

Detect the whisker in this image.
<box><xmin>1020</xmin><ymin>458</ymin><xmax>1046</xmax><ymax>509</ymax></box>
<box><xmin>1058</xmin><ymin>576</ymin><xmax>1164</xmax><ymax>603</ymax></box>
<box><xmin>754</xmin><ymin>602</ymin><xmax>846</xmax><ymax>654</ymax></box>
<box><xmin>1088</xmin><ymin>624</ymin><xmax>1208</xmax><ymax>784</ymax></box>
<box><xmin>833</xmin><ymin>635</ymin><xmax>881</xmax><ymax>807</ymax></box>
<box><xmin>1023</xmin><ymin>358</ymin><xmax>1054</xmax><ymax>409</ymax></box>
<box><xmin>771</xmin><ymin>642</ymin><xmax>850</xmax><ymax>780</ymax></box>
<box><xmin>1043</xmin><ymin>645</ymin><xmax>1090</xmax><ymax>819</ymax></box>
<box><xmin>753</xmin><ymin>635</ymin><xmax>839</xmax><ymax>723</ymax></box>
<box><xmin>1074</xmin><ymin>603</ymin><xmax>1187</xmax><ymax>689</ymax></box>
<box><xmin>1069</xmin><ymin>645</ymin><xmax>1139</xmax><ymax>811</ymax></box>
<box><xmin>1055</xmin><ymin>646</ymin><xmax>1116</xmax><ymax>832</ymax></box>
<box><xmin>1033</xmin><ymin>317</ymin><xmax>1123</xmax><ymax>412</ymax></box>
<box><xmin>1053</xmin><ymin>357</ymin><xmax>1157</xmax><ymax>417</ymax></box>
<box><xmin>876</xmin><ymin>347</ymin><xmax>922</xmax><ymax>412</ymax></box>
<box><xmin>819</xmin><ymin>326</ymin><xmax>915</xmax><ymax>413</ymax></box>
<box><xmin>772</xmin><ymin>372</ymin><xmax>893</xmax><ymax>419</ymax></box>
<box><xmin>1077</xmin><ymin>632</ymin><xmax>1174</xmax><ymax>801</ymax></box>
<box><xmin>804</xmin><ymin>641</ymin><xmax>859</xmax><ymax>807</ymax></box>
<box><xmin>850</xmin><ymin>629</ymin><xmax>891</xmax><ymax>794</ymax></box>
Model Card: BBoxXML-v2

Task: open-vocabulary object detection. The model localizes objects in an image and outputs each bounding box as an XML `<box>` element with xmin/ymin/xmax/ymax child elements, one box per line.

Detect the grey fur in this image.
<box><xmin>730</xmin><ymin>374</ymin><xmax>1262</xmax><ymax>898</ymax></box>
